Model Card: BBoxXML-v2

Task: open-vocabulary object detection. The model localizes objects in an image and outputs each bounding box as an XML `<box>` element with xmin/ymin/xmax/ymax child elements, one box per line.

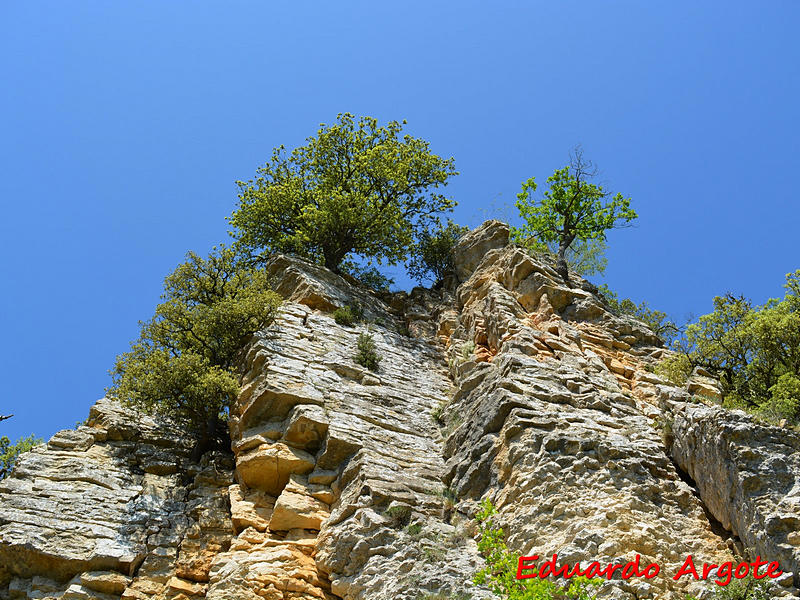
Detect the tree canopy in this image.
<box><xmin>406</xmin><ymin>219</ymin><xmax>469</xmax><ymax>285</ymax></box>
<box><xmin>661</xmin><ymin>271</ymin><xmax>800</xmax><ymax>423</ymax></box>
<box><xmin>0</xmin><ymin>434</ymin><xmax>41</xmax><ymax>481</ymax></box>
<box><xmin>511</xmin><ymin>148</ymin><xmax>636</xmax><ymax>280</ymax></box>
<box><xmin>107</xmin><ymin>246</ymin><xmax>281</xmax><ymax>457</ymax></box>
<box><xmin>229</xmin><ymin>113</ymin><xmax>458</xmax><ymax>273</ymax></box>
<box><xmin>598</xmin><ymin>284</ymin><xmax>680</xmax><ymax>344</ymax></box>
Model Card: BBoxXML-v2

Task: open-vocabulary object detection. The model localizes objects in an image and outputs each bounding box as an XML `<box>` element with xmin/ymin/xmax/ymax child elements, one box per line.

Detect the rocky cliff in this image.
<box><xmin>1</xmin><ymin>221</ymin><xmax>798</xmax><ymax>600</ymax></box>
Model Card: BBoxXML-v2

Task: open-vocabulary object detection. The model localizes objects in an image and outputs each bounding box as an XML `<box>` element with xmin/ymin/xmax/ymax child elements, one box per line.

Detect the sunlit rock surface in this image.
<box><xmin>1</xmin><ymin>221</ymin><xmax>797</xmax><ymax>599</ymax></box>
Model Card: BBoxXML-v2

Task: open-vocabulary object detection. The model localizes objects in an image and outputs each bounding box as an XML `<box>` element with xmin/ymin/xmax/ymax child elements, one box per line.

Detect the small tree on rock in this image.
<box><xmin>406</xmin><ymin>219</ymin><xmax>469</xmax><ymax>286</ymax></box>
<box><xmin>107</xmin><ymin>246</ymin><xmax>281</xmax><ymax>459</ymax></box>
<box><xmin>0</xmin><ymin>434</ymin><xmax>41</xmax><ymax>480</ymax></box>
<box><xmin>230</xmin><ymin>113</ymin><xmax>458</xmax><ymax>273</ymax></box>
<box><xmin>511</xmin><ymin>148</ymin><xmax>637</xmax><ymax>281</ymax></box>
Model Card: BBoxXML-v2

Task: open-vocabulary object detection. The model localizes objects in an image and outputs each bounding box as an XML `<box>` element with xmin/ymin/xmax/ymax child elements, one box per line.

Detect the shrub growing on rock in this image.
<box><xmin>0</xmin><ymin>434</ymin><xmax>41</xmax><ymax>480</ymax></box>
<box><xmin>522</xmin><ymin>237</ymin><xmax>609</xmax><ymax>278</ymax></box>
<box><xmin>474</xmin><ymin>499</ymin><xmax>599</xmax><ymax>599</ymax></box>
<box><xmin>107</xmin><ymin>246</ymin><xmax>281</xmax><ymax>459</ymax></box>
<box><xmin>686</xmin><ymin>573</ymin><xmax>772</xmax><ymax>600</ymax></box>
<box><xmin>662</xmin><ymin>271</ymin><xmax>800</xmax><ymax>424</ymax></box>
<box><xmin>406</xmin><ymin>219</ymin><xmax>469</xmax><ymax>286</ymax></box>
<box><xmin>333</xmin><ymin>304</ymin><xmax>364</xmax><ymax>326</ymax></box>
<box><xmin>598</xmin><ymin>284</ymin><xmax>680</xmax><ymax>344</ymax></box>
<box><xmin>385</xmin><ymin>504</ymin><xmax>412</xmax><ymax>528</ymax></box>
<box><xmin>355</xmin><ymin>332</ymin><xmax>381</xmax><ymax>371</ymax></box>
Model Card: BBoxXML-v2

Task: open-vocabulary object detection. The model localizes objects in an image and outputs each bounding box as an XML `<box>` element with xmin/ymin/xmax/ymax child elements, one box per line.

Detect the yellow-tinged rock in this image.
<box><xmin>237</xmin><ymin>441</ymin><xmax>315</xmax><ymax>496</ymax></box>
<box><xmin>229</xmin><ymin>484</ymin><xmax>275</xmax><ymax>533</ymax></box>
<box><xmin>269</xmin><ymin>474</ymin><xmax>330</xmax><ymax>532</ymax></box>
<box><xmin>167</xmin><ymin>576</ymin><xmax>207</xmax><ymax>597</ymax></box>
<box><xmin>79</xmin><ymin>571</ymin><xmax>132</xmax><ymax>595</ymax></box>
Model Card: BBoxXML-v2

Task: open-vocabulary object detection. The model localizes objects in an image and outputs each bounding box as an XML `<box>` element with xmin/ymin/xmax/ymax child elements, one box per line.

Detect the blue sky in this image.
<box><xmin>1</xmin><ymin>1</ymin><xmax>798</xmax><ymax>443</ymax></box>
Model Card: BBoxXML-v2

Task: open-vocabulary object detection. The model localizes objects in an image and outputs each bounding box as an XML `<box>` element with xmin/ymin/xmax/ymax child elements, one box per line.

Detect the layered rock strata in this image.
<box><xmin>670</xmin><ymin>403</ymin><xmax>800</xmax><ymax>589</ymax></box>
<box><xmin>437</xmin><ymin>220</ymin><xmax>798</xmax><ymax>599</ymax></box>
<box><xmin>1</xmin><ymin>220</ymin><xmax>798</xmax><ymax>600</ymax></box>
<box><xmin>0</xmin><ymin>398</ymin><xmax>233</xmax><ymax>599</ymax></box>
<box><xmin>214</xmin><ymin>257</ymin><xmax>490</xmax><ymax>599</ymax></box>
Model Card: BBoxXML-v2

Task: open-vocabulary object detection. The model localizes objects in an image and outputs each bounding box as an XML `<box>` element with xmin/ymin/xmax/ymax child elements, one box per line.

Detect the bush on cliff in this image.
<box><xmin>107</xmin><ymin>246</ymin><xmax>281</xmax><ymax>459</ymax></box>
<box><xmin>333</xmin><ymin>303</ymin><xmax>364</xmax><ymax>326</ymax></box>
<box><xmin>407</xmin><ymin>219</ymin><xmax>469</xmax><ymax>286</ymax></box>
<box><xmin>659</xmin><ymin>271</ymin><xmax>800</xmax><ymax>424</ymax></box>
<box><xmin>598</xmin><ymin>284</ymin><xmax>680</xmax><ymax>344</ymax></box>
<box><xmin>0</xmin><ymin>434</ymin><xmax>41</xmax><ymax>480</ymax></box>
<box><xmin>229</xmin><ymin>113</ymin><xmax>458</xmax><ymax>274</ymax></box>
<box><xmin>474</xmin><ymin>498</ymin><xmax>599</xmax><ymax>599</ymax></box>
<box><xmin>523</xmin><ymin>238</ymin><xmax>609</xmax><ymax>278</ymax></box>
<box><xmin>355</xmin><ymin>333</ymin><xmax>381</xmax><ymax>372</ymax></box>
<box><xmin>686</xmin><ymin>573</ymin><xmax>771</xmax><ymax>600</ymax></box>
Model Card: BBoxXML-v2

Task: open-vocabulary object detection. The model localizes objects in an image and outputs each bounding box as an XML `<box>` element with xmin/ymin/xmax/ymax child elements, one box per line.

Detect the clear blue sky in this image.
<box><xmin>1</xmin><ymin>2</ymin><xmax>798</xmax><ymax>443</ymax></box>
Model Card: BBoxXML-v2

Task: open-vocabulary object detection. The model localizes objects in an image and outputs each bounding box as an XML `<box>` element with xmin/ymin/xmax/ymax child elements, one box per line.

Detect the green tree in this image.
<box><xmin>107</xmin><ymin>246</ymin><xmax>281</xmax><ymax>458</ymax></box>
<box><xmin>230</xmin><ymin>113</ymin><xmax>458</xmax><ymax>273</ymax></box>
<box><xmin>661</xmin><ymin>271</ymin><xmax>800</xmax><ymax>423</ymax></box>
<box><xmin>474</xmin><ymin>498</ymin><xmax>599</xmax><ymax>599</ymax></box>
<box><xmin>0</xmin><ymin>434</ymin><xmax>41</xmax><ymax>480</ymax></box>
<box><xmin>511</xmin><ymin>149</ymin><xmax>637</xmax><ymax>281</ymax></box>
<box><xmin>598</xmin><ymin>284</ymin><xmax>680</xmax><ymax>344</ymax></box>
<box><xmin>525</xmin><ymin>238</ymin><xmax>609</xmax><ymax>278</ymax></box>
<box><xmin>407</xmin><ymin>219</ymin><xmax>469</xmax><ymax>285</ymax></box>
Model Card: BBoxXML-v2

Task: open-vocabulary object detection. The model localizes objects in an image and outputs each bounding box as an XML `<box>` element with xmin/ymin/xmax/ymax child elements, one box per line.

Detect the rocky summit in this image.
<box><xmin>1</xmin><ymin>220</ymin><xmax>798</xmax><ymax>600</ymax></box>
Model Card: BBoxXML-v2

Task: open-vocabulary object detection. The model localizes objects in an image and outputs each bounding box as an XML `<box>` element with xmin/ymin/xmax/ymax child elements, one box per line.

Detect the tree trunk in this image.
<box><xmin>190</xmin><ymin>415</ymin><xmax>220</xmax><ymax>463</ymax></box>
<box><xmin>324</xmin><ymin>248</ymin><xmax>346</xmax><ymax>274</ymax></box>
<box><xmin>556</xmin><ymin>238</ymin><xmax>571</xmax><ymax>283</ymax></box>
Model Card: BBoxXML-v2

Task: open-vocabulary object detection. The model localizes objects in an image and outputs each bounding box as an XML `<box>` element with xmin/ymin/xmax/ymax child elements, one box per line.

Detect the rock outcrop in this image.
<box><xmin>0</xmin><ymin>398</ymin><xmax>233</xmax><ymax>599</ymax></box>
<box><xmin>671</xmin><ymin>403</ymin><xmax>800</xmax><ymax>589</ymax></box>
<box><xmin>1</xmin><ymin>220</ymin><xmax>798</xmax><ymax>599</ymax></box>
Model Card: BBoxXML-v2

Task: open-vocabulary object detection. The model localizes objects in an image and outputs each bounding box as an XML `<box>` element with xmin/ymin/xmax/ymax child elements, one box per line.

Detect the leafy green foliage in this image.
<box><xmin>665</xmin><ymin>272</ymin><xmax>800</xmax><ymax>423</ymax></box>
<box><xmin>230</xmin><ymin>113</ymin><xmax>458</xmax><ymax>272</ymax></box>
<box><xmin>460</xmin><ymin>340</ymin><xmax>476</xmax><ymax>363</ymax></box>
<box><xmin>407</xmin><ymin>220</ymin><xmax>470</xmax><ymax>285</ymax></box>
<box><xmin>655</xmin><ymin>353</ymin><xmax>693</xmax><ymax>386</ymax></box>
<box><xmin>713</xmin><ymin>575</ymin><xmax>772</xmax><ymax>600</ymax></box>
<box><xmin>523</xmin><ymin>238</ymin><xmax>608</xmax><ymax>278</ymax></box>
<box><xmin>108</xmin><ymin>246</ymin><xmax>281</xmax><ymax>455</ymax></box>
<box><xmin>333</xmin><ymin>304</ymin><xmax>364</xmax><ymax>326</ymax></box>
<box><xmin>355</xmin><ymin>332</ymin><xmax>381</xmax><ymax>371</ymax></box>
<box><xmin>510</xmin><ymin>149</ymin><xmax>636</xmax><ymax>279</ymax></box>
<box><xmin>385</xmin><ymin>504</ymin><xmax>412</xmax><ymax>528</ymax></box>
<box><xmin>0</xmin><ymin>434</ymin><xmax>41</xmax><ymax>480</ymax></box>
<box><xmin>598</xmin><ymin>284</ymin><xmax>680</xmax><ymax>344</ymax></box>
<box><xmin>474</xmin><ymin>499</ymin><xmax>599</xmax><ymax>599</ymax></box>
<box><xmin>686</xmin><ymin>573</ymin><xmax>772</xmax><ymax>600</ymax></box>
<box><xmin>341</xmin><ymin>260</ymin><xmax>394</xmax><ymax>292</ymax></box>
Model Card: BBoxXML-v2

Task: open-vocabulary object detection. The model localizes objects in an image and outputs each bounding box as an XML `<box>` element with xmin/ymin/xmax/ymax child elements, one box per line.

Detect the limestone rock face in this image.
<box><xmin>223</xmin><ymin>256</ymin><xmax>491</xmax><ymax>600</ymax></box>
<box><xmin>438</xmin><ymin>243</ymin><xmax>733</xmax><ymax>599</ymax></box>
<box><xmin>671</xmin><ymin>403</ymin><xmax>800</xmax><ymax>588</ymax></box>
<box><xmin>0</xmin><ymin>397</ymin><xmax>234</xmax><ymax>599</ymax></box>
<box><xmin>452</xmin><ymin>219</ymin><xmax>510</xmax><ymax>282</ymax></box>
<box><xmin>1</xmin><ymin>220</ymin><xmax>798</xmax><ymax>599</ymax></box>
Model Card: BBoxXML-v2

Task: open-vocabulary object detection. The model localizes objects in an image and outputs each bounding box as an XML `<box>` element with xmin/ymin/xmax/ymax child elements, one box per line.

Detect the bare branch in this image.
<box><xmin>0</xmin><ymin>414</ymin><xmax>12</xmax><ymax>423</ymax></box>
<box><xmin>569</xmin><ymin>145</ymin><xmax>598</xmax><ymax>179</ymax></box>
